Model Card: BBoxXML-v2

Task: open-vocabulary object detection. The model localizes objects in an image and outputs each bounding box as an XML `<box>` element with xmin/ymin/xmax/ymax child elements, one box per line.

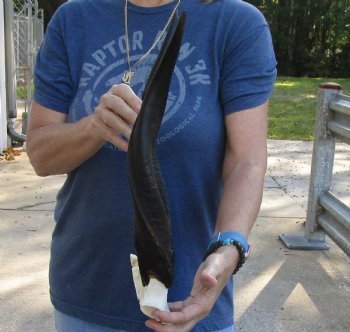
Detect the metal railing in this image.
<box><xmin>279</xmin><ymin>83</ymin><xmax>350</xmax><ymax>257</ymax></box>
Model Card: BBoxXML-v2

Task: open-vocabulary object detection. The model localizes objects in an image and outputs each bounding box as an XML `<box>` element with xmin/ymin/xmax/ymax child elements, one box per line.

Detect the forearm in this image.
<box><xmin>215</xmin><ymin>160</ymin><xmax>266</xmax><ymax>237</ymax></box>
<box><xmin>148</xmin><ymin>164</ymin><xmax>264</xmax><ymax>330</ymax></box>
<box><xmin>27</xmin><ymin>115</ymin><xmax>104</xmax><ymax>176</ymax></box>
<box><xmin>27</xmin><ymin>86</ymin><xmax>141</xmax><ymax>176</ymax></box>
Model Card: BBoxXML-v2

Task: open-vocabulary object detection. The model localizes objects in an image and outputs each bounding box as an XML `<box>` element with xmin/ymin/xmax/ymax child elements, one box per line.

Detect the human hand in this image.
<box><xmin>91</xmin><ymin>84</ymin><xmax>142</xmax><ymax>152</ymax></box>
<box><xmin>145</xmin><ymin>246</ymin><xmax>239</xmax><ymax>332</ymax></box>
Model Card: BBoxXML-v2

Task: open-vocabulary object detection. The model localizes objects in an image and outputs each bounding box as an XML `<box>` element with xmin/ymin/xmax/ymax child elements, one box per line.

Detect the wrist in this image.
<box><xmin>216</xmin><ymin>245</ymin><xmax>240</xmax><ymax>274</ymax></box>
<box><xmin>203</xmin><ymin>232</ymin><xmax>250</xmax><ymax>275</ymax></box>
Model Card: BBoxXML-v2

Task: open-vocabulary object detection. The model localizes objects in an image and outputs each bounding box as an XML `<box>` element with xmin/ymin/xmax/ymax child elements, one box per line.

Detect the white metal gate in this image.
<box><xmin>4</xmin><ymin>0</ymin><xmax>43</xmax><ymax>145</ymax></box>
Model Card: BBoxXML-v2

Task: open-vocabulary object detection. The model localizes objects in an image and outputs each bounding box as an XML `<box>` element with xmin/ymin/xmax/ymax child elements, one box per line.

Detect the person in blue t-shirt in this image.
<box><xmin>27</xmin><ymin>0</ymin><xmax>277</xmax><ymax>331</ymax></box>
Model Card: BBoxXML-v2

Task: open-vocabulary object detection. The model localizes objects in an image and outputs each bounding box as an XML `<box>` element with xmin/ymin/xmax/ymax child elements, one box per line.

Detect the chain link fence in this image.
<box><xmin>5</xmin><ymin>0</ymin><xmax>43</xmax><ymax>142</ymax></box>
<box><xmin>13</xmin><ymin>0</ymin><xmax>43</xmax><ymax>98</ymax></box>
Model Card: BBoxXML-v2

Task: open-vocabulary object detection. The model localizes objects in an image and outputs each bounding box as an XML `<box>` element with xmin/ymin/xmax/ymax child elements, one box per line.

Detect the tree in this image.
<box><xmin>37</xmin><ymin>0</ymin><xmax>66</xmax><ymax>28</ymax></box>
<box><xmin>247</xmin><ymin>0</ymin><xmax>350</xmax><ymax>77</ymax></box>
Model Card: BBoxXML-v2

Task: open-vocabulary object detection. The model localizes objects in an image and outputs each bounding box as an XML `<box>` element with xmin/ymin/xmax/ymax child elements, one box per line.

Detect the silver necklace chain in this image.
<box><xmin>122</xmin><ymin>0</ymin><xmax>181</xmax><ymax>85</ymax></box>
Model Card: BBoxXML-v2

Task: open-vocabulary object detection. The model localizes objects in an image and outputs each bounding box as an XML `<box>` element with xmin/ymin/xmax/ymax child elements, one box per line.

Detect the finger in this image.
<box><xmin>152</xmin><ymin>310</ymin><xmax>186</xmax><ymax>325</ymax></box>
<box><xmin>109</xmin><ymin>135</ymin><xmax>128</xmax><ymax>152</ymax></box>
<box><xmin>109</xmin><ymin>84</ymin><xmax>142</xmax><ymax>112</ymax></box>
<box><xmin>95</xmin><ymin>105</ymin><xmax>133</xmax><ymax>140</ymax></box>
<box><xmin>152</xmin><ymin>303</ymin><xmax>203</xmax><ymax>327</ymax></box>
<box><xmin>145</xmin><ymin>319</ymin><xmax>175</xmax><ymax>332</ymax></box>
<box><xmin>145</xmin><ymin>318</ymin><xmax>193</xmax><ymax>332</ymax></box>
<box><xmin>91</xmin><ymin>111</ymin><xmax>130</xmax><ymax>151</ymax></box>
<box><xmin>99</xmin><ymin>93</ymin><xmax>137</xmax><ymax>128</ymax></box>
<box><xmin>103</xmin><ymin>111</ymin><xmax>133</xmax><ymax>140</ymax></box>
<box><xmin>103</xmin><ymin>94</ymin><xmax>139</xmax><ymax>126</ymax></box>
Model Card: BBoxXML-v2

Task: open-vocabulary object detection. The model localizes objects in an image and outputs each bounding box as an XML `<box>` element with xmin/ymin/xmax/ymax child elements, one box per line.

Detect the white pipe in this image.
<box><xmin>4</xmin><ymin>0</ymin><xmax>17</xmax><ymax>119</ymax></box>
<box><xmin>0</xmin><ymin>0</ymin><xmax>8</xmax><ymax>151</ymax></box>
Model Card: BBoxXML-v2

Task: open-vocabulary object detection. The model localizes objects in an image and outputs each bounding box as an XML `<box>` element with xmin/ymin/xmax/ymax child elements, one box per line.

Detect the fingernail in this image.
<box><xmin>151</xmin><ymin>312</ymin><xmax>160</xmax><ymax>321</ymax></box>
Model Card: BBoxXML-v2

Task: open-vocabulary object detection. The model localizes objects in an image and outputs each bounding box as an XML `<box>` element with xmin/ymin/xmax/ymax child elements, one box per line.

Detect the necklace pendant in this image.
<box><xmin>122</xmin><ymin>70</ymin><xmax>134</xmax><ymax>85</ymax></box>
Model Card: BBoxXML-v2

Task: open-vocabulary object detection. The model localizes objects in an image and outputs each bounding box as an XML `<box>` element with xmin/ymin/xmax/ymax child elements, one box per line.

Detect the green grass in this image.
<box><xmin>268</xmin><ymin>76</ymin><xmax>350</xmax><ymax>140</ymax></box>
<box><xmin>16</xmin><ymin>77</ymin><xmax>350</xmax><ymax>141</ymax></box>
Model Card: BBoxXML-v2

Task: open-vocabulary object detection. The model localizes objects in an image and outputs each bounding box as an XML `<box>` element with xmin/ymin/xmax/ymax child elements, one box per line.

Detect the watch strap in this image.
<box><xmin>209</xmin><ymin>232</ymin><xmax>249</xmax><ymax>252</ymax></box>
<box><xmin>203</xmin><ymin>232</ymin><xmax>250</xmax><ymax>275</ymax></box>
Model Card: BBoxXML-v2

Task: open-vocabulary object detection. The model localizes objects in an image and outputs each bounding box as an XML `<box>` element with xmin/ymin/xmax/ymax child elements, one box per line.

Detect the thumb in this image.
<box><xmin>200</xmin><ymin>262</ymin><xmax>218</xmax><ymax>289</ymax></box>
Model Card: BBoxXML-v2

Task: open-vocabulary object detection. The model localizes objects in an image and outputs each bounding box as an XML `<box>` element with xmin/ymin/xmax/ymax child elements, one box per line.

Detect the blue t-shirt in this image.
<box><xmin>33</xmin><ymin>0</ymin><xmax>276</xmax><ymax>331</ymax></box>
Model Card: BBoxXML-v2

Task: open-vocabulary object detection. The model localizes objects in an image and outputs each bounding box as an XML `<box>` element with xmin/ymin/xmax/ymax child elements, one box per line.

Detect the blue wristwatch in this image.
<box><xmin>203</xmin><ymin>232</ymin><xmax>250</xmax><ymax>275</ymax></box>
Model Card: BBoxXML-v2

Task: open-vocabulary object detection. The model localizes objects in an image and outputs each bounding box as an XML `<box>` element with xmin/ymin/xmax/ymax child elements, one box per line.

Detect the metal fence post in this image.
<box><xmin>279</xmin><ymin>83</ymin><xmax>342</xmax><ymax>250</ymax></box>
<box><xmin>304</xmin><ymin>83</ymin><xmax>342</xmax><ymax>244</ymax></box>
<box><xmin>4</xmin><ymin>0</ymin><xmax>17</xmax><ymax>119</ymax></box>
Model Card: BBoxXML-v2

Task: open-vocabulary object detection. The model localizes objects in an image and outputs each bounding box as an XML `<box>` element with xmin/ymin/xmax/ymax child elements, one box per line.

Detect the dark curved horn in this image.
<box><xmin>127</xmin><ymin>12</ymin><xmax>186</xmax><ymax>288</ymax></box>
